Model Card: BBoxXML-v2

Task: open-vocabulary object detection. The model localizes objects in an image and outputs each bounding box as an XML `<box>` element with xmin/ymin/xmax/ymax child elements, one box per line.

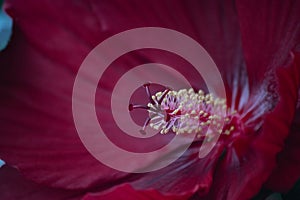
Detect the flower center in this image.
<box><xmin>129</xmin><ymin>83</ymin><xmax>237</xmax><ymax>137</ymax></box>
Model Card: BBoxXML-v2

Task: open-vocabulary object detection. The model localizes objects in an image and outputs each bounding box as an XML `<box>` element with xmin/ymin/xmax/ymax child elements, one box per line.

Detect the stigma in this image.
<box><xmin>129</xmin><ymin>83</ymin><xmax>236</xmax><ymax>136</ymax></box>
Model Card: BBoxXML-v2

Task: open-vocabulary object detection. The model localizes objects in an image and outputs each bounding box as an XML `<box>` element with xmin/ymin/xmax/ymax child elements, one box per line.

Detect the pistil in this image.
<box><xmin>129</xmin><ymin>83</ymin><xmax>237</xmax><ymax>137</ymax></box>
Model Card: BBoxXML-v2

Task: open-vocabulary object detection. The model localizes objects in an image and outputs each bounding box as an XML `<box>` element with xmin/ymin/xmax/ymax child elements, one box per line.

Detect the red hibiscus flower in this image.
<box><xmin>0</xmin><ymin>1</ymin><xmax>300</xmax><ymax>200</ymax></box>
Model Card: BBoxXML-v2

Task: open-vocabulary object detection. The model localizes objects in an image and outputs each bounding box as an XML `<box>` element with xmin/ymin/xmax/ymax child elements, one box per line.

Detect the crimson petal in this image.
<box><xmin>236</xmin><ymin>0</ymin><xmax>300</xmax><ymax>89</ymax></box>
<box><xmin>0</xmin><ymin>165</ymin><xmax>83</xmax><ymax>200</ymax></box>
<box><xmin>265</xmin><ymin>53</ymin><xmax>300</xmax><ymax>191</ymax></box>
<box><xmin>130</xmin><ymin>142</ymin><xmax>225</xmax><ymax>198</ymax></box>
<box><xmin>0</xmin><ymin>22</ymin><xmax>127</xmax><ymax>190</ymax></box>
<box><xmin>204</xmin><ymin>53</ymin><xmax>300</xmax><ymax>200</ymax></box>
<box><xmin>0</xmin><ymin>0</ymin><xmax>243</xmax><ymax>191</ymax></box>
<box><xmin>83</xmin><ymin>183</ymin><xmax>188</xmax><ymax>200</ymax></box>
<box><xmin>1</xmin><ymin>0</ymin><xmax>299</xmax><ymax>198</ymax></box>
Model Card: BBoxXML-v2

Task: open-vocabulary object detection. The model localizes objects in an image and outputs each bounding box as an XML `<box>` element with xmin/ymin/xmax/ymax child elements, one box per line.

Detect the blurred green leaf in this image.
<box><xmin>282</xmin><ymin>179</ymin><xmax>300</xmax><ymax>200</ymax></box>
<box><xmin>266</xmin><ymin>193</ymin><xmax>282</xmax><ymax>200</ymax></box>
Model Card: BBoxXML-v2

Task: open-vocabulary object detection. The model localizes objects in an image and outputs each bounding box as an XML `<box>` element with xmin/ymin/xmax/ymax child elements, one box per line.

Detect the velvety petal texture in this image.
<box><xmin>236</xmin><ymin>0</ymin><xmax>300</xmax><ymax>88</ymax></box>
<box><xmin>0</xmin><ymin>26</ymin><xmax>129</xmax><ymax>190</ymax></box>
<box><xmin>0</xmin><ymin>165</ymin><xmax>83</xmax><ymax>200</ymax></box>
<box><xmin>204</xmin><ymin>52</ymin><xmax>300</xmax><ymax>200</ymax></box>
<box><xmin>130</xmin><ymin>142</ymin><xmax>225</xmax><ymax>198</ymax></box>
<box><xmin>0</xmin><ymin>0</ymin><xmax>244</xmax><ymax>192</ymax></box>
<box><xmin>0</xmin><ymin>0</ymin><xmax>299</xmax><ymax>200</ymax></box>
<box><xmin>265</xmin><ymin>57</ymin><xmax>300</xmax><ymax>192</ymax></box>
<box><xmin>83</xmin><ymin>184</ymin><xmax>186</xmax><ymax>200</ymax></box>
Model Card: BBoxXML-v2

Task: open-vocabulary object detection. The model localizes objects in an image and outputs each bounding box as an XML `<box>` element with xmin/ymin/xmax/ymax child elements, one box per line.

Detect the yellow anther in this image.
<box><xmin>155</xmin><ymin>92</ymin><xmax>162</xmax><ymax>96</ymax></box>
<box><xmin>224</xmin><ymin>130</ymin><xmax>230</xmax><ymax>135</ymax></box>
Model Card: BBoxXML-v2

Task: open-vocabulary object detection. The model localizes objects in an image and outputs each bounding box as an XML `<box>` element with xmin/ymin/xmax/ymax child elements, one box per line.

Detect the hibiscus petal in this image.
<box><xmin>83</xmin><ymin>183</ymin><xmax>188</xmax><ymax>200</ymax></box>
<box><xmin>0</xmin><ymin>0</ymin><xmax>242</xmax><ymax>191</ymax></box>
<box><xmin>130</xmin><ymin>142</ymin><xmax>225</xmax><ymax>198</ymax></box>
<box><xmin>0</xmin><ymin>25</ymin><xmax>128</xmax><ymax>190</ymax></box>
<box><xmin>0</xmin><ymin>165</ymin><xmax>83</xmax><ymax>200</ymax></box>
<box><xmin>265</xmin><ymin>54</ymin><xmax>300</xmax><ymax>191</ymax></box>
<box><xmin>236</xmin><ymin>0</ymin><xmax>300</xmax><ymax>88</ymax></box>
<box><xmin>204</xmin><ymin>52</ymin><xmax>300</xmax><ymax>200</ymax></box>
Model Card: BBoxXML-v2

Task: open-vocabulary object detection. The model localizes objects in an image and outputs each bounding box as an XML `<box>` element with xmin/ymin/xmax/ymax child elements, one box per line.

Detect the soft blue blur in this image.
<box><xmin>0</xmin><ymin>159</ymin><xmax>5</xmax><ymax>167</ymax></box>
<box><xmin>0</xmin><ymin>5</ymin><xmax>13</xmax><ymax>51</ymax></box>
